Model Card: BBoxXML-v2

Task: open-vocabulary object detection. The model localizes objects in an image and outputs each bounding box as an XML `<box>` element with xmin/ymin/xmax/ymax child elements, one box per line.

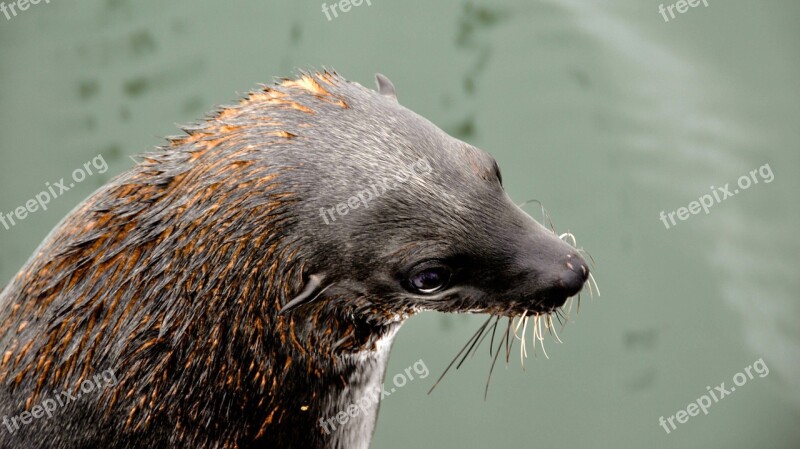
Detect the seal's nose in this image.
<box><xmin>559</xmin><ymin>253</ymin><xmax>589</xmax><ymax>297</ymax></box>
<box><xmin>536</xmin><ymin>253</ymin><xmax>589</xmax><ymax>309</ymax></box>
<box><xmin>506</xmin><ymin>203</ymin><xmax>591</xmax><ymax>311</ymax></box>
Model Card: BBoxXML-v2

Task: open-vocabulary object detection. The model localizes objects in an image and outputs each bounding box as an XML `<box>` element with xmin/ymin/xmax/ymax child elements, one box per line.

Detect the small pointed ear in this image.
<box><xmin>279</xmin><ymin>274</ymin><xmax>330</xmax><ymax>314</ymax></box>
<box><xmin>375</xmin><ymin>73</ymin><xmax>397</xmax><ymax>101</ymax></box>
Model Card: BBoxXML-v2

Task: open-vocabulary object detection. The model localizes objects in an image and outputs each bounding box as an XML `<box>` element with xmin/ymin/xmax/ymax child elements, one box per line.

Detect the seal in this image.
<box><xmin>0</xmin><ymin>70</ymin><xmax>589</xmax><ymax>449</ymax></box>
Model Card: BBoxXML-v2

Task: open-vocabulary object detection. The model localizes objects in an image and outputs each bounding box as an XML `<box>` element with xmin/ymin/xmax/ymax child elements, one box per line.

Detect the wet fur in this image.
<box><xmin>0</xmin><ymin>71</ymin><xmax>587</xmax><ymax>449</ymax></box>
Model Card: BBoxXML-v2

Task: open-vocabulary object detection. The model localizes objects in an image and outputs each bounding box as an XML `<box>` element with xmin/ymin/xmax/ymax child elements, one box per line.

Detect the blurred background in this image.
<box><xmin>1</xmin><ymin>0</ymin><xmax>798</xmax><ymax>447</ymax></box>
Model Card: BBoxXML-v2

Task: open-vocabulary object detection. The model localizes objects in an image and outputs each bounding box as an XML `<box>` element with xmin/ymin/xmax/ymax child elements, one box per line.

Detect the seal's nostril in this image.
<box><xmin>574</xmin><ymin>261</ymin><xmax>589</xmax><ymax>282</ymax></box>
<box><xmin>565</xmin><ymin>253</ymin><xmax>589</xmax><ymax>281</ymax></box>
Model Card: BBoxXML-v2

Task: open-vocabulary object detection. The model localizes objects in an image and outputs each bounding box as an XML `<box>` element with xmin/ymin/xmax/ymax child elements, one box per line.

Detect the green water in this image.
<box><xmin>1</xmin><ymin>0</ymin><xmax>798</xmax><ymax>447</ymax></box>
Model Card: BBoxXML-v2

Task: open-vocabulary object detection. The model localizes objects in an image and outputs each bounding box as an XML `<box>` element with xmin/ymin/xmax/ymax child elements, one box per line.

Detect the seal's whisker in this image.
<box><xmin>503</xmin><ymin>317</ymin><xmax>513</xmax><ymax>366</ymax></box>
<box><xmin>543</xmin><ymin>209</ymin><xmax>556</xmax><ymax>233</ymax></box>
<box><xmin>519</xmin><ymin>199</ymin><xmax>556</xmax><ymax>233</ymax></box>
<box><xmin>512</xmin><ymin>315</ymin><xmax>523</xmax><ymax>339</ymax></box>
<box><xmin>554</xmin><ymin>309</ymin><xmax>566</xmax><ymax>331</ymax></box>
<box><xmin>588</xmin><ymin>272</ymin><xmax>601</xmax><ymax>297</ymax></box>
<box><xmin>517</xmin><ymin>199</ymin><xmax>540</xmax><ymax>208</ymax></box>
<box><xmin>547</xmin><ymin>314</ymin><xmax>563</xmax><ymax>344</ymax></box>
<box><xmin>488</xmin><ymin>317</ymin><xmax>499</xmax><ymax>357</ymax></box>
<box><xmin>485</xmin><ymin>319</ymin><xmax>511</xmax><ymax>400</ymax></box>
<box><xmin>537</xmin><ymin>315</ymin><xmax>549</xmax><ymax>359</ymax></box>
<box><xmin>428</xmin><ymin>315</ymin><xmax>493</xmax><ymax>395</ymax></box>
<box><xmin>559</xmin><ymin>232</ymin><xmax>578</xmax><ymax>247</ymax></box>
<box><xmin>472</xmin><ymin>315</ymin><xmax>499</xmax><ymax>360</ymax></box>
<box><xmin>566</xmin><ymin>295</ymin><xmax>575</xmax><ymax>319</ymax></box>
<box><xmin>520</xmin><ymin>315</ymin><xmax>529</xmax><ymax>367</ymax></box>
<box><xmin>456</xmin><ymin>316</ymin><xmax>493</xmax><ymax>370</ymax></box>
<box><xmin>577</xmin><ymin>248</ymin><xmax>597</xmax><ymax>268</ymax></box>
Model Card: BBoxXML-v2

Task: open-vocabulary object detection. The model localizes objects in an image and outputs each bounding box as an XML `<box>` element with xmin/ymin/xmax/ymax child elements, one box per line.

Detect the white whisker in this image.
<box><xmin>566</xmin><ymin>296</ymin><xmax>575</xmax><ymax>319</ymax></box>
<box><xmin>559</xmin><ymin>232</ymin><xmax>578</xmax><ymax>247</ymax></box>
<box><xmin>548</xmin><ymin>314</ymin><xmax>563</xmax><ymax>344</ymax></box>
<box><xmin>520</xmin><ymin>316</ymin><xmax>529</xmax><ymax>366</ymax></box>
<box><xmin>537</xmin><ymin>315</ymin><xmax>549</xmax><ymax>359</ymax></box>
<box><xmin>588</xmin><ymin>272</ymin><xmax>600</xmax><ymax>297</ymax></box>
<box><xmin>513</xmin><ymin>315</ymin><xmax>525</xmax><ymax>340</ymax></box>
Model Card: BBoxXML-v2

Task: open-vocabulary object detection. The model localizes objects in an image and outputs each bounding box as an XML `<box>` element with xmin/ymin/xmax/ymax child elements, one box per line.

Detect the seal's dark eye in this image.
<box><xmin>407</xmin><ymin>265</ymin><xmax>451</xmax><ymax>294</ymax></box>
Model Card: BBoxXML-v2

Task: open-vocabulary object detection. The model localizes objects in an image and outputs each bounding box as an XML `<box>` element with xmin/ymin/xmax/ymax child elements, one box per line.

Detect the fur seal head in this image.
<box><xmin>280</xmin><ymin>73</ymin><xmax>589</xmax><ymax>327</ymax></box>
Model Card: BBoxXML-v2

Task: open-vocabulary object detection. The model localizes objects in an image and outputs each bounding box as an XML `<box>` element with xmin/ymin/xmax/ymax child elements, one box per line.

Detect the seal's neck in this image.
<box><xmin>259</xmin><ymin>323</ymin><xmax>401</xmax><ymax>449</ymax></box>
<box><xmin>322</xmin><ymin>329</ymin><xmax>397</xmax><ymax>449</ymax></box>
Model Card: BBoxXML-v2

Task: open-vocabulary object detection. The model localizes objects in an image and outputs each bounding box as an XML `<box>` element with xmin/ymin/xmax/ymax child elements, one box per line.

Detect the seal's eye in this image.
<box><xmin>406</xmin><ymin>264</ymin><xmax>451</xmax><ymax>294</ymax></box>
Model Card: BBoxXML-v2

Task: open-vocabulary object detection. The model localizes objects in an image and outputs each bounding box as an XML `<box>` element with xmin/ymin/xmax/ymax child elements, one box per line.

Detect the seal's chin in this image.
<box><xmin>476</xmin><ymin>280</ymin><xmax>589</xmax><ymax>318</ymax></box>
<box><xmin>525</xmin><ymin>289</ymin><xmax>578</xmax><ymax>314</ymax></box>
<box><xmin>483</xmin><ymin>301</ymin><xmax>569</xmax><ymax>319</ymax></box>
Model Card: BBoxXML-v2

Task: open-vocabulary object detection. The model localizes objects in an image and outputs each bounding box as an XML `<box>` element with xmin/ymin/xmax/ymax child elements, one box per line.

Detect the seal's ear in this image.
<box><xmin>375</xmin><ymin>73</ymin><xmax>397</xmax><ymax>101</ymax></box>
<box><xmin>279</xmin><ymin>274</ymin><xmax>330</xmax><ymax>314</ymax></box>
